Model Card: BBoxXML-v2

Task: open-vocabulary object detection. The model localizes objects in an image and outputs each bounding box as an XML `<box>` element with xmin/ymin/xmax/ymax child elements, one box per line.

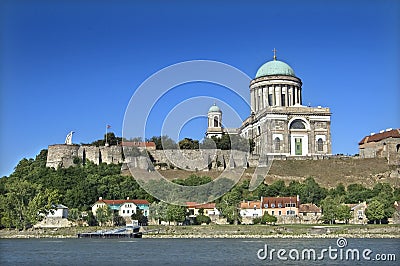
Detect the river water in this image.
<box><xmin>1</xmin><ymin>238</ymin><xmax>399</xmax><ymax>265</ymax></box>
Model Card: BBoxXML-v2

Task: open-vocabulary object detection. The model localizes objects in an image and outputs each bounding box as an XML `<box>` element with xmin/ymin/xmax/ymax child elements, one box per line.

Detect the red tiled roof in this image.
<box><xmin>240</xmin><ymin>201</ymin><xmax>262</xmax><ymax>209</ymax></box>
<box><xmin>359</xmin><ymin>129</ymin><xmax>400</xmax><ymax>145</ymax></box>
<box><xmin>95</xmin><ymin>199</ymin><xmax>149</xmax><ymax>205</ymax></box>
<box><xmin>132</xmin><ymin>199</ymin><xmax>150</xmax><ymax>205</ymax></box>
<box><xmin>186</xmin><ymin>202</ymin><xmax>216</xmax><ymax>209</ymax></box>
<box><xmin>299</xmin><ymin>203</ymin><xmax>321</xmax><ymax>213</ymax></box>
<box><xmin>121</xmin><ymin>141</ymin><xmax>156</xmax><ymax>148</ymax></box>
<box><xmin>261</xmin><ymin>196</ymin><xmax>299</xmax><ymax>206</ymax></box>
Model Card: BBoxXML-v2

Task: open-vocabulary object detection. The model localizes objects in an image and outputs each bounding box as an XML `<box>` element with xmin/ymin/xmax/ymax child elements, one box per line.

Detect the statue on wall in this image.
<box><xmin>65</xmin><ymin>131</ymin><xmax>74</xmax><ymax>145</ymax></box>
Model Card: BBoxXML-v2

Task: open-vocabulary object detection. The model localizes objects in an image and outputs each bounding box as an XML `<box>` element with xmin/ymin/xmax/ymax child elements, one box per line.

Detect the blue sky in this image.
<box><xmin>1</xmin><ymin>0</ymin><xmax>399</xmax><ymax>177</ymax></box>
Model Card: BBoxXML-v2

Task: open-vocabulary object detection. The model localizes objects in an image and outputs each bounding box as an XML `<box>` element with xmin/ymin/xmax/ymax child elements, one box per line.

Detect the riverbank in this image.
<box><xmin>1</xmin><ymin>224</ymin><xmax>399</xmax><ymax>239</ymax></box>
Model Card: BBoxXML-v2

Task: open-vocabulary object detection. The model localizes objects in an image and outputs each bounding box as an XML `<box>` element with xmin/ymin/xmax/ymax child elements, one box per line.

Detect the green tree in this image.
<box><xmin>336</xmin><ymin>205</ymin><xmax>351</xmax><ymax>224</ymax></box>
<box><xmin>321</xmin><ymin>196</ymin><xmax>339</xmax><ymax>224</ymax></box>
<box><xmin>216</xmin><ymin>188</ymin><xmax>242</xmax><ymax>224</ymax></box>
<box><xmin>195</xmin><ymin>214</ymin><xmax>211</xmax><ymax>225</ymax></box>
<box><xmin>131</xmin><ymin>209</ymin><xmax>148</xmax><ymax>226</ymax></box>
<box><xmin>261</xmin><ymin>212</ymin><xmax>277</xmax><ymax>225</ymax></box>
<box><xmin>178</xmin><ymin>138</ymin><xmax>199</xmax><ymax>150</ymax></box>
<box><xmin>149</xmin><ymin>201</ymin><xmax>169</xmax><ymax>224</ymax></box>
<box><xmin>95</xmin><ymin>205</ymin><xmax>112</xmax><ymax>226</ymax></box>
<box><xmin>166</xmin><ymin>205</ymin><xmax>186</xmax><ymax>225</ymax></box>
<box><xmin>365</xmin><ymin>200</ymin><xmax>385</xmax><ymax>224</ymax></box>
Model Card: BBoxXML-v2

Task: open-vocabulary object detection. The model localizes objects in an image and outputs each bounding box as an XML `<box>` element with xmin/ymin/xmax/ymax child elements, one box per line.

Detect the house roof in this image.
<box><xmin>240</xmin><ymin>201</ymin><xmax>262</xmax><ymax>209</ymax></box>
<box><xmin>132</xmin><ymin>199</ymin><xmax>150</xmax><ymax>205</ymax></box>
<box><xmin>358</xmin><ymin>128</ymin><xmax>400</xmax><ymax>145</ymax></box>
<box><xmin>186</xmin><ymin>202</ymin><xmax>216</xmax><ymax>209</ymax></box>
<box><xmin>299</xmin><ymin>203</ymin><xmax>321</xmax><ymax>213</ymax></box>
<box><xmin>261</xmin><ymin>196</ymin><xmax>299</xmax><ymax>206</ymax></box>
<box><xmin>94</xmin><ymin>199</ymin><xmax>149</xmax><ymax>206</ymax></box>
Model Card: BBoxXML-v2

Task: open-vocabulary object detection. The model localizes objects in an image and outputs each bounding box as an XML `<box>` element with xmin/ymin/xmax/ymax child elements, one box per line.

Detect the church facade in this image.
<box><xmin>206</xmin><ymin>53</ymin><xmax>332</xmax><ymax>157</ymax></box>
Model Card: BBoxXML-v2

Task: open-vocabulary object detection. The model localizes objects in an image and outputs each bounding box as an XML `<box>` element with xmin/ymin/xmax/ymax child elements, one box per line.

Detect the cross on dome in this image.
<box><xmin>273</xmin><ymin>48</ymin><xmax>277</xmax><ymax>60</ymax></box>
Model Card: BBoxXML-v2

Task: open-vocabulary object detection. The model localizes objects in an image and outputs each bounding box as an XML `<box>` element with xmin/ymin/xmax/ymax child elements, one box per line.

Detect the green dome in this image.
<box><xmin>255</xmin><ymin>60</ymin><xmax>295</xmax><ymax>78</ymax></box>
<box><xmin>208</xmin><ymin>104</ymin><xmax>221</xmax><ymax>113</ymax></box>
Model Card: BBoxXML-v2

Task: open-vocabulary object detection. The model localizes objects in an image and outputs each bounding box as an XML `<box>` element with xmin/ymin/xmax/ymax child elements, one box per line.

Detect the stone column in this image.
<box><xmin>277</xmin><ymin>86</ymin><xmax>282</xmax><ymax>106</ymax></box>
<box><xmin>299</xmin><ymin>88</ymin><xmax>302</xmax><ymax>105</ymax></box>
<box><xmin>251</xmin><ymin>89</ymin><xmax>255</xmax><ymax>112</ymax></box>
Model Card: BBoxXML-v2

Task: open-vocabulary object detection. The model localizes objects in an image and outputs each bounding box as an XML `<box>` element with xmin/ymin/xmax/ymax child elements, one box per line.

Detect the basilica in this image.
<box><xmin>206</xmin><ymin>52</ymin><xmax>332</xmax><ymax>157</ymax></box>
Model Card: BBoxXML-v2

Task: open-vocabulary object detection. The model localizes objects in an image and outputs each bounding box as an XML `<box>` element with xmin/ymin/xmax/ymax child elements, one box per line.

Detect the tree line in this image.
<box><xmin>0</xmin><ymin>149</ymin><xmax>399</xmax><ymax>229</ymax></box>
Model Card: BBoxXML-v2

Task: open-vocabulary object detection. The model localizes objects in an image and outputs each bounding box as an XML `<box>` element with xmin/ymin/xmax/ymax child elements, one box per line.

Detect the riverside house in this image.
<box><xmin>239</xmin><ymin>200</ymin><xmax>262</xmax><ymax>224</ymax></box>
<box><xmin>298</xmin><ymin>203</ymin><xmax>322</xmax><ymax>224</ymax></box>
<box><xmin>239</xmin><ymin>196</ymin><xmax>301</xmax><ymax>224</ymax></box>
<box><xmin>186</xmin><ymin>202</ymin><xmax>222</xmax><ymax>223</ymax></box>
<box><xmin>92</xmin><ymin>197</ymin><xmax>150</xmax><ymax>220</ymax></box>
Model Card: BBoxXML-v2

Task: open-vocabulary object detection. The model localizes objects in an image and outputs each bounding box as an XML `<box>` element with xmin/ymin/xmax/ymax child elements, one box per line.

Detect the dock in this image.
<box><xmin>78</xmin><ymin>226</ymin><xmax>142</xmax><ymax>239</ymax></box>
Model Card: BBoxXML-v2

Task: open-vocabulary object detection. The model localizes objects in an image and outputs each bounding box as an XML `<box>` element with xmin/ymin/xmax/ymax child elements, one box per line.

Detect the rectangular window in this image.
<box><xmin>271</xmin><ymin>211</ymin><xmax>275</xmax><ymax>215</ymax></box>
<box><xmin>278</xmin><ymin>211</ymin><xmax>282</xmax><ymax>215</ymax></box>
<box><xmin>271</xmin><ymin>203</ymin><xmax>275</xmax><ymax>208</ymax></box>
<box><xmin>281</xmin><ymin>94</ymin><xmax>286</xmax><ymax>106</ymax></box>
<box><xmin>264</xmin><ymin>204</ymin><xmax>268</xmax><ymax>208</ymax></box>
<box><xmin>123</xmin><ymin>210</ymin><xmax>125</xmax><ymax>214</ymax></box>
<box><xmin>278</xmin><ymin>203</ymin><xmax>282</xmax><ymax>208</ymax></box>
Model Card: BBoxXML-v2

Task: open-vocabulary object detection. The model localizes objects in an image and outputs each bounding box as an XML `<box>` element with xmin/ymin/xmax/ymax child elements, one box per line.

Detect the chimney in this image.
<box><xmin>99</xmin><ymin>197</ymin><xmax>102</xmax><ymax>200</ymax></box>
<box><xmin>127</xmin><ymin>197</ymin><xmax>130</xmax><ymax>200</ymax></box>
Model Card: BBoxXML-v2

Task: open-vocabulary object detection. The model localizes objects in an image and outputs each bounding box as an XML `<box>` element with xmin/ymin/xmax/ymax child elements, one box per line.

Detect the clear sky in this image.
<box><xmin>1</xmin><ymin>0</ymin><xmax>399</xmax><ymax>177</ymax></box>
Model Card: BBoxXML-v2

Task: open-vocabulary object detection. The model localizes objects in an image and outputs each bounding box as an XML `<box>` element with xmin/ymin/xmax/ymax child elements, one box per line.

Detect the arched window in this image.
<box><xmin>317</xmin><ymin>138</ymin><xmax>323</xmax><ymax>152</ymax></box>
<box><xmin>213</xmin><ymin>116</ymin><xmax>219</xmax><ymax>127</ymax></box>
<box><xmin>290</xmin><ymin>119</ymin><xmax>305</xmax><ymax>129</ymax></box>
<box><xmin>274</xmin><ymin>137</ymin><xmax>280</xmax><ymax>151</ymax></box>
<box><xmin>397</xmin><ymin>144</ymin><xmax>400</xmax><ymax>153</ymax></box>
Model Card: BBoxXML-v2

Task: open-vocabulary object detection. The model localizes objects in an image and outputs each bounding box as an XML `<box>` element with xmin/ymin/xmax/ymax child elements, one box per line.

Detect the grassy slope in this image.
<box><xmin>154</xmin><ymin>157</ymin><xmax>398</xmax><ymax>188</ymax></box>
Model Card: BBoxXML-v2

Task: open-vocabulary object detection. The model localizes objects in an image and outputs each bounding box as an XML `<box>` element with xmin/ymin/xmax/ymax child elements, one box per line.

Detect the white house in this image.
<box><xmin>239</xmin><ymin>200</ymin><xmax>262</xmax><ymax>224</ymax></box>
<box><xmin>92</xmin><ymin>197</ymin><xmax>150</xmax><ymax>218</ymax></box>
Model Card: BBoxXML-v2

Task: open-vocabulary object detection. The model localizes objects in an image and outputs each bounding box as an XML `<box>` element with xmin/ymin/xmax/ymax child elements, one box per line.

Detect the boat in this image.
<box><xmin>78</xmin><ymin>225</ymin><xmax>142</xmax><ymax>239</ymax></box>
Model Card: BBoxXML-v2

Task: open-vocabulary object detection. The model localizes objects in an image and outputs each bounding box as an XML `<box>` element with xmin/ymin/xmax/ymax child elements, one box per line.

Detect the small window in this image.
<box><xmin>258</xmin><ymin>126</ymin><xmax>261</xmax><ymax>135</ymax></box>
<box><xmin>213</xmin><ymin>116</ymin><xmax>219</xmax><ymax>127</ymax></box>
<box><xmin>278</xmin><ymin>211</ymin><xmax>282</xmax><ymax>215</ymax></box>
<box><xmin>278</xmin><ymin>203</ymin><xmax>282</xmax><ymax>208</ymax></box>
<box><xmin>281</xmin><ymin>94</ymin><xmax>286</xmax><ymax>106</ymax></box>
<box><xmin>271</xmin><ymin>211</ymin><xmax>275</xmax><ymax>215</ymax></box>
<box><xmin>317</xmin><ymin>138</ymin><xmax>323</xmax><ymax>152</ymax></box>
<box><xmin>264</xmin><ymin>204</ymin><xmax>268</xmax><ymax>208</ymax></box>
<box><xmin>274</xmin><ymin>137</ymin><xmax>280</xmax><ymax>151</ymax></box>
<box><xmin>123</xmin><ymin>210</ymin><xmax>125</xmax><ymax>214</ymax></box>
<box><xmin>271</xmin><ymin>203</ymin><xmax>275</xmax><ymax>208</ymax></box>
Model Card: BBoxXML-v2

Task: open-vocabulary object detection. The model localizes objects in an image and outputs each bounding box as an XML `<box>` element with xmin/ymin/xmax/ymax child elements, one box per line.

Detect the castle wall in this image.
<box><xmin>46</xmin><ymin>144</ymin><xmax>124</xmax><ymax>169</ymax></box>
<box><xmin>46</xmin><ymin>144</ymin><xmax>80</xmax><ymax>169</ymax></box>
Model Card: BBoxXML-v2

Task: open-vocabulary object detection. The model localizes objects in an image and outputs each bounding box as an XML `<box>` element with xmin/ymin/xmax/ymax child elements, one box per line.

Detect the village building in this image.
<box><xmin>206</xmin><ymin>52</ymin><xmax>332</xmax><ymax>158</ymax></box>
<box><xmin>346</xmin><ymin>202</ymin><xmax>368</xmax><ymax>225</ymax></box>
<box><xmin>261</xmin><ymin>195</ymin><xmax>299</xmax><ymax>217</ymax></box>
<box><xmin>92</xmin><ymin>197</ymin><xmax>150</xmax><ymax>221</ymax></box>
<box><xmin>186</xmin><ymin>202</ymin><xmax>223</xmax><ymax>224</ymax></box>
<box><xmin>298</xmin><ymin>203</ymin><xmax>322</xmax><ymax>224</ymax></box>
<box><xmin>358</xmin><ymin>128</ymin><xmax>400</xmax><ymax>165</ymax></box>
<box><xmin>34</xmin><ymin>204</ymin><xmax>72</xmax><ymax>228</ymax></box>
<box><xmin>239</xmin><ymin>200</ymin><xmax>262</xmax><ymax>224</ymax></box>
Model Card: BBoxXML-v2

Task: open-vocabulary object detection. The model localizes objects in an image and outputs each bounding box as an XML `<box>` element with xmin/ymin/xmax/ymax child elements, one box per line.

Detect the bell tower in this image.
<box><xmin>206</xmin><ymin>103</ymin><xmax>224</xmax><ymax>138</ymax></box>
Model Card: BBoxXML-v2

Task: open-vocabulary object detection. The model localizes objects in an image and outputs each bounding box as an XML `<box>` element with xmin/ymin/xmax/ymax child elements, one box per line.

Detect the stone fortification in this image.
<box><xmin>46</xmin><ymin>144</ymin><xmax>258</xmax><ymax>171</ymax></box>
<box><xmin>46</xmin><ymin>144</ymin><xmax>124</xmax><ymax>169</ymax></box>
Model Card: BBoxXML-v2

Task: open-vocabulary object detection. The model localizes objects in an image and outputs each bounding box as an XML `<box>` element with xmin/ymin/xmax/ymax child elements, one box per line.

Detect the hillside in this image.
<box><xmin>142</xmin><ymin>157</ymin><xmax>398</xmax><ymax>188</ymax></box>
